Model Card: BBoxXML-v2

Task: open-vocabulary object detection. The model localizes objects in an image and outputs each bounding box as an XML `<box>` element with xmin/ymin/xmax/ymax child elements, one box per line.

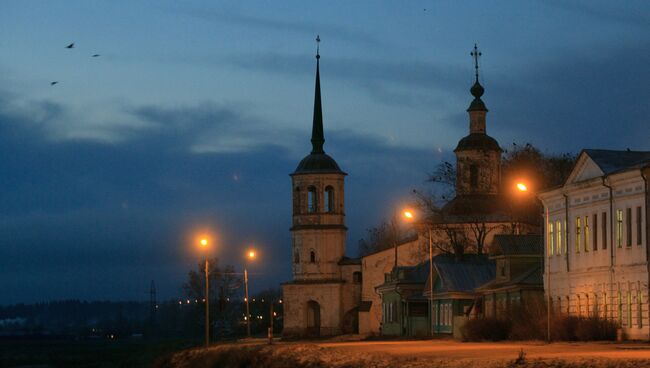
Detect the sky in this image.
<box><xmin>1</xmin><ymin>0</ymin><xmax>649</xmax><ymax>304</ymax></box>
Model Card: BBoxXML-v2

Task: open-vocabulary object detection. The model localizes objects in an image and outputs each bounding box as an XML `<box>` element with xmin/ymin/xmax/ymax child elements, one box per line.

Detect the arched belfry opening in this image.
<box><xmin>306</xmin><ymin>300</ymin><xmax>321</xmax><ymax>336</ymax></box>
<box><xmin>324</xmin><ymin>186</ymin><xmax>334</xmax><ymax>213</ymax></box>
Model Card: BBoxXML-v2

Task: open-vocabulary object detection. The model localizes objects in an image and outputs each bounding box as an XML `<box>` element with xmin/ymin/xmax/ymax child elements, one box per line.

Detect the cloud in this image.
<box><xmin>0</xmin><ymin>92</ymin><xmax>440</xmax><ymax>304</ymax></box>
<box><xmin>541</xmin><ymin>0</ymin><xmax>650</xmax><ymax>29</ymax></box>
<box><xmin>176</xmin><ymin>6</ymin><xmax>384</xmax><ymax>48</ymax></box>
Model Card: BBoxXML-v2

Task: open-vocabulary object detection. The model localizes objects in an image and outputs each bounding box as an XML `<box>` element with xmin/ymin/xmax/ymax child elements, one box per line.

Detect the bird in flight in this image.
<box><xmin>92</xmin><ymin>54</ymin><xmax>100</xmax><ymax>57</ymax></box>
<box><xmin>66</xmin><ymin>43</ymin><xmax>74</xmax><ymax>49</ymax></box>
<box><xmin>50</xmin><ymin>81</ymin><xmax>59</xmax><ymax>86</ymax></box>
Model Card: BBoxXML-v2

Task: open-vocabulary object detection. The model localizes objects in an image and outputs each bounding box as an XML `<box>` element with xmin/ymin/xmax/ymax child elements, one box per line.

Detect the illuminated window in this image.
<box><xmin>626</xmin><ymin>208</ymin><xmax>632</xmax><ymax>247</ymax></box>
<box><xmin>602</xmin><ymin>212</ymin><xmax>608</xmax><ymax>249</ymax></box>
<box><xmin>616</xmin><ymin>210</ymin><xmax>623</xmax><ymax>247</ymax></box>
<box><xmin>637</xmin><ymin>206</ymin><xmax>643</xmax><ymax>246</ymax></box>
<box><xmin>548</xmin><ymin>222</ymin><xmax>554</xmax><ymax>256</ymax></box>
<box><xmin>556</xmin><ymin>220</ymin><xmax>562</xmax><ymax>255</ymax></box>
<box><xmin>593</xmin><ymin>214</ymin><xmax>598</xmax><ymax>251</ymax></box>
<box><xmin>307</xmin><ymin>186</ymin><xmax>317</xmax><ymax>213</ymax></box>
<box><xmin>576</xmin><ymin>217</ymin><xmax>581</xmax><ymax>253</ymax></box>
<box><xmin>584</xmin><ymin>215</ymin><xmax>589</xmax><ymax>252</ymax></box>
<box><xmin>324</xmin><ymin>186</ymin><xmax>334</xmax><ymax>213</ymax></box>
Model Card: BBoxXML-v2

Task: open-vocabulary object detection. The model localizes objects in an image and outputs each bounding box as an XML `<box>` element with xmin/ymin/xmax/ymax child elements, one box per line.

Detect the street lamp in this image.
<box><xmin>199</xmin><ymin>237</ymin><xmax>210</xmax><ymax>347</ymax></box>
<box><xmin>244</xmin><ymin>248</ymin><xmax>256</xmax><ymax>338</ymax></box>
<box><xmin>514</xmin><ymin>180</ymin><xmax>550</xmax><ymax>342</ymax></box>
<box><xmin>402</xmin><ymin>209</ymin><xmax>435</xmax><ymax>337</ymax></box>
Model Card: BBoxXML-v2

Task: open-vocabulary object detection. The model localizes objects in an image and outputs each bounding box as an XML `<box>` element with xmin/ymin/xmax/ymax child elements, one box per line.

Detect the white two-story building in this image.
<box><xmin>539</xmin><ymin>149</ymin><xmax>650</xmax><ymax>339</ymax></box>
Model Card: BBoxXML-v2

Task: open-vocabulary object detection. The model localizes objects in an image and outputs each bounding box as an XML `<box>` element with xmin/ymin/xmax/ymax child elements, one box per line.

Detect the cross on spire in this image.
<box><xmin>471</xmin><ymin>43</ymin><xmax>481</xmax><ymax>82</ymax></box>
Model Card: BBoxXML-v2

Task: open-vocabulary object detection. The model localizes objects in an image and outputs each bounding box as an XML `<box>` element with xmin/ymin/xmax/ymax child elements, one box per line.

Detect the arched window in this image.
<box><xmin>293</xmin><ymin>187</ymin><xmax>301</xmax><ymax>214</ymax></box>
<box><xmin>469</xmin><ymin>165</ymin><xmax>478</xmax><ymax>189</ymax></box>
<box><xmin>294</xmin><ymin>249</ymin><xmax>300</xmax><ymax>264</ymax></box>
<box><xmin>353</xmin><ymin>272</ymin><xmax>362</xmax><ymax>283</ymax></box>
<box><xmin>307</xmin><ymin>186</ymin><xmax>317</xmax><ymax>213</ymax></box>
<box><xmin>324</xmin><ymin>186</ymin><xmax>334</xmax><ymax>213</ymax></box>
<box><xmin>310</xmin><ymin>251</ymin><xmax>316</xmax><ymax>263</ymax></box>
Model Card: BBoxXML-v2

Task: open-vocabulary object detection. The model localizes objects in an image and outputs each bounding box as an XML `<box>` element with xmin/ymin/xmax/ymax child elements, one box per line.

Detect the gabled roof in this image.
<box><xmin>491</xmin><ymin>234</ymin><xmax>543</xmax><ymax>257</ymax></box>
<box><xmin>429</xmin><ymin>254</ymin><xmax>495</xmax><ymax>293</ymax></box>
<box><xmin>584</xmin><ymin>149</ymin><xmax>650</xmax><ymax>175</ymax></box>
<box><xmin>476</xmin><ymin>264</ymin><xmax>542</xmax><ymax>292</ymax></box>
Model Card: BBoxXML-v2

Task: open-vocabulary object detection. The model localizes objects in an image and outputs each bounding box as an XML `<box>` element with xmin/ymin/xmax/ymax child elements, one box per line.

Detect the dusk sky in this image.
<box><xmin>1</xmin><ymin>1</ymin><xmax>649</xmax><ymax>304</ymax></box>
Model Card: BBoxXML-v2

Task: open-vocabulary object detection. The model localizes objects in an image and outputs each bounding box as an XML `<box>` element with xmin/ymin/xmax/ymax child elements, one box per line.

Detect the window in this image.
<box><xmin>618</xmin><ymin>290</ymin><xmax>623</xmax><ymax>325</ymax></box>
<box><xmin>548</xmin><ymin>222</ymin><xmax>554</xmax><ymax>256</ymax></box>
<box><xmin>324</xmin><ymin>186</ymin><xmax>334</xmax><ymax>213</ymax></box>
<box><xmin>586</xmin><ymin>294</ymin><xmax>590</xmax><ymax>317</ymax></box>
<box><xmin>556</xmin><ymin>220</ymin><xmax>562</xmax><ymax>255</ymax></box>
<box><xmin>602</xmin><ymin>212</ymin><xmax>608</xmax><ymax>249</ymax></box>
<box><xmin>594</xmin><ymin>293</ymin><xmax>599</xmax><ymax>317</ymax></box>
<box><xmin>307</xmin><ymin>186</ymin><xmax>317</xmax><ymax>213</ymax></box>
<box><xmin>353</xmin><ymin>272</ymin><xmax>362</xmax><ymax>283</ymax></box>
<box><xmin>577</xmin><ymin>294</ymin><xmax>581</xmax><ymax>317</ymax></box>
<box><xmin>293</xmin><ymin>187</ymin><xmax>301</xmax><ymax>213</ymax></box>
<box><xmin>584</xmin><ymin>216</ymin><xmax>589</xmax><ymax>252</ymax></box>
<box><xmin>626</xmin><ymin>208</ymin><xmax>632</xmax><ymax>247</ymax></box>
<box><xmin>294</xmin><ymin>249</ymin><xmax>300</xmax><ymax>264</ymax></box>
<box><xmin>627</xmin><ymin>291</ymin><xmax>632</xmax><ymax>327</ymax></box>
<box><xmin>566</xmin><ymin>296</ymin><xmax>570</xmax><ymax>315</ymax></box>
<box><xmin>593</xmin><ymin>214</ymin><xmax>598</xmax><ymax>251</ymax></box>
<box><xmin>616</xmin><ymin>210</ymin><xmax>623</xmax><ymax>248</ymax></box>
<box><xmin>469</xmin><ymin>165</ymin><xmax>478</xmax><ymax>189</ymax></box>
<box><xmin>576</xmin><ymin>217</ymin><xmax>581</xmax><ymax>253</ymax></box>
<box><xmin>638</xmin><ymin>290</ymin><xmax>643</xmax><ymax>328</ymax></box>
<box><xmin>637</xmin><ymin>206</ymin><xmax>643</xmax><ymax>246</ymax></box>
<box><xmin>310</xmin><ymin>251</ymin><xmax>316</xmax><ymax>263</ymax></box>
<box><xmin>603</xmin><ymin>293</ymin><xmax>608</xmax><ymax>319</ymax></box>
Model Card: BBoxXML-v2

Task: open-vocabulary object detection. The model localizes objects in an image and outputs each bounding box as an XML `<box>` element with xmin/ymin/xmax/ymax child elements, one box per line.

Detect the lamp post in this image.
<box><xmin>403</xmin><ymin>209</ymin><xmax>435</xmax><ymax>337</ymax></box>
<box><xmin>515</xmin><ymin>180</ymin><xmax>550</xmax><ymax>342</ymax></box>
<box><xmin>244</xmin><ymin>249</ymin><xmax>256</xmax><ymax>338</ymax></box>
<box><xmin>200</xmin><ymin>238</ymin><xmax>210</xmax><ymax>347</ymax></box>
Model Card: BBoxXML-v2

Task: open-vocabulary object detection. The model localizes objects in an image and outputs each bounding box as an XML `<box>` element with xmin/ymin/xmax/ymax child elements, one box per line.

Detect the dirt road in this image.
<box><xmin>317</xmin><ymin>339</ymin><xmax>650</xmax><ymax>361</ymax></box>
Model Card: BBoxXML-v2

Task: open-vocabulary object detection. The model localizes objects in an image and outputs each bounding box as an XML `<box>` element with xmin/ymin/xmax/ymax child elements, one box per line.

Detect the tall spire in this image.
<box><xmin>467</xmin><ymin>43</ymin><xmax>487</xmax><ymax>113</ymax></box>
<box><xmin>311</xmin><ymin>35</ymin><xmax>325</xmax><ymax>154</ymax></box>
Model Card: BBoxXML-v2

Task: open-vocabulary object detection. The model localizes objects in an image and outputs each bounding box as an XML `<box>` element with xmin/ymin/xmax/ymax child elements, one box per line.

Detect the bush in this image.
<box><xmin>461</xmin><ymin>317</ymin><xmax>511</xmax><ymax>341</ymax></box>
<box><xmin>508</xmin><ymin>302</ymin><xmax>547</xmax><ymax>341</ymax></box>
<box><xmin>574</xmin><ymin>317</ymin><xmax>618</xmax><ymax>341</ymax></box>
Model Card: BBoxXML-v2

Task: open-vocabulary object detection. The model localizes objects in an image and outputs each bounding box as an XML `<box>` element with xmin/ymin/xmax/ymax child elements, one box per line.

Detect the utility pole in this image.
<box><xmin>244</xmin><ymin>268</ymin><xmax>251</xmax><ymax>338</ymax></box>
<box><xmin>149</xmin><ymin>280</ymin><xmax>157</xmax><ymax>333</ymax></box>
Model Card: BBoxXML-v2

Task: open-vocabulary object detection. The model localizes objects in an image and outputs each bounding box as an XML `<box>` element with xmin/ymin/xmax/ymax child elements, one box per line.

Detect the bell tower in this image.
<box><xmin>290</xmin><ymin>36</ymin><xmax>347</xmax><ymax>281</ymax></box>
<box><xmin>454</xmin><ymin>44</ymin><xmax>502</xmax><ymax>196</ymax></box>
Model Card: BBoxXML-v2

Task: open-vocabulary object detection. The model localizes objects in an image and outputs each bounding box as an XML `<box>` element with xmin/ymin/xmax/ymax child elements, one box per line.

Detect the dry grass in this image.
<box><xmin>154</xmin><ymin>342</ymin><xmax>650</xmax><ymax>368</ymax></box>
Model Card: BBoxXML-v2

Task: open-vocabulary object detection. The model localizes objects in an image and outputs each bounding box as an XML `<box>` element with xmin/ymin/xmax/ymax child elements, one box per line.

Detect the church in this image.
<box><xmin>282</xmin><ymin>41</ymin><xmax>541</xmax><ymax>337</ymax></box>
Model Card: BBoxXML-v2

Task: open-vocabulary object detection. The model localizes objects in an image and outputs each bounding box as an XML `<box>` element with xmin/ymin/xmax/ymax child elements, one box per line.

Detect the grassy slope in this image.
<box><xmin>0</xmin><ymin>338</ymin><xmax>197</xmax><ymax>367</ymax></box>
<box><xmin>155</xmin><ymin>343</ymin><xmax>650</xmax><ymax>368</ymax></box>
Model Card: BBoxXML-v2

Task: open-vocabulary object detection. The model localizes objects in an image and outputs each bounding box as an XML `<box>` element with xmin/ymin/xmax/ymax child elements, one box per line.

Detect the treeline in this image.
<box><xmin>0</xmin><ymin>289</ymin><xmax>282</xmax><ymax>340</ymax></box>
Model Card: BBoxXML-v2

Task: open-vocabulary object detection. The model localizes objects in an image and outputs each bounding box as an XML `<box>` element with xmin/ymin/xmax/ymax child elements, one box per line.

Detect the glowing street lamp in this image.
<box><xmin>516</xmin><ymin>182</ymin><xmax>528</xmax><ymax>192</ymax></box>
<box><xmin>244</xmin><ymin>247</ymin><xmax>256</xmax><ymax>338</ymax></box>
<box><xmin>199</xmin><ymin>237</ymin><xmax>210</xmax><ymax>347</ymax></box>
<box><xmin>402</xmin><ymin>209</ymin><xmax>435</xmax><ymax>337</ymax></box>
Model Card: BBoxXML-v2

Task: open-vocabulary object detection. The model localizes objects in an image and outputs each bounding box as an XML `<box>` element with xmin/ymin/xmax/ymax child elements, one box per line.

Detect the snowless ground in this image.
<box><xmin>156</xmin><ymin>338</ymin><xmax>650</xmax><ymax>368</ymax></box>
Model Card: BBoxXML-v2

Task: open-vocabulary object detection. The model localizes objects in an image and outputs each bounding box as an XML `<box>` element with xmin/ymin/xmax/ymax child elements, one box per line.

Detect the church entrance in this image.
<box><xmin>306</xmin><ymin>300</ymin><xmax>321</xmax><ymax>336</ymax></box>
